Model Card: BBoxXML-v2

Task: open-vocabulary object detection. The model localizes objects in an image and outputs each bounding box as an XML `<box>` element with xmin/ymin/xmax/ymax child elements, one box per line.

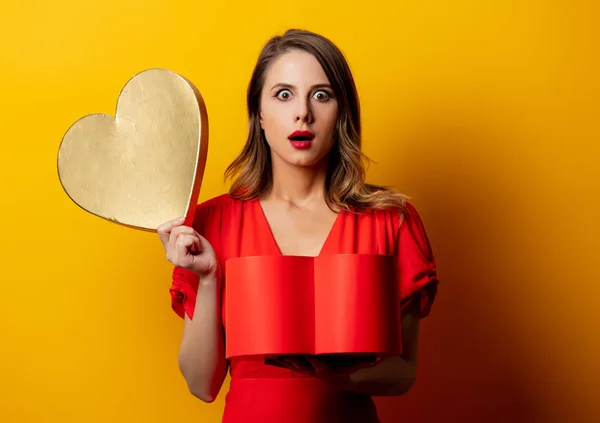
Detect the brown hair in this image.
<box><xmin>224</xmin><ymin>29</ymin><xmax>409</xmax><ymax>213</ymax></box>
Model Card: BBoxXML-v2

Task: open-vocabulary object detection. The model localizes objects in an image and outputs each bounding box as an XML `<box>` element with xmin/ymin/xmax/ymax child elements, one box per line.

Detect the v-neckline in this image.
<box><xmin>254</xmin><ymin>198</ymin><xmax>343</xmax><ymax>257</ymax></box>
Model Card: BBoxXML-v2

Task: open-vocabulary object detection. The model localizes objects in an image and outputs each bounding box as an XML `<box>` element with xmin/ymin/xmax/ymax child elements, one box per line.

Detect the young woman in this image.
<box><xmin>157</xmin><ymin>29</ymin><xmax>439</xmax><ymax>423</ymax></box>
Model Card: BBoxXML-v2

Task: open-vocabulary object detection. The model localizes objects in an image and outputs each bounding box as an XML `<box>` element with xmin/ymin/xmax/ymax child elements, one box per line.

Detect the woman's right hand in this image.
<box><xmin>157</xmin><ymin>216</ymin><xmax>218</xmax><ymax>279</ymax></box>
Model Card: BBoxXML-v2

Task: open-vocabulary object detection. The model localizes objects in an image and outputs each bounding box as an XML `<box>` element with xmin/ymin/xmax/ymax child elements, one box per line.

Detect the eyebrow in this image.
<box><xmin>270</xmin><ymin>83</ymin><xmax>333</xmax><ymax>91</ymax></box>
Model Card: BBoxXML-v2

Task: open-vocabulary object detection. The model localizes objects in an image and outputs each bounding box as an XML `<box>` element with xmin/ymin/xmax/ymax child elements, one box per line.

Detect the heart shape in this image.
<box><xmin>224</xmin><ymin>254</ymin><xmax>402</xmax><ymax>363</ymax></box>
<box><xmin>57</xmin><ymin>68</ymin><xmax>208</xmax><ymax>231</ymax></box>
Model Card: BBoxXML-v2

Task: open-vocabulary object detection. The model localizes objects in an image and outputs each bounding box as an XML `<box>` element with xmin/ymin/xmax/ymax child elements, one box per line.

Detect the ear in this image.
<box><xmin>259</xmin><ymin>111</ymin><xmax>263</xmax><ymax>128</ymax></box>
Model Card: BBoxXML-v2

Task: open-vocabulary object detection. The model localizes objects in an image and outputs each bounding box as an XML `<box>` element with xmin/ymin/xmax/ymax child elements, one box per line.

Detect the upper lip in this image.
<box><xmin>288</xmin><ymin>130</ymin><xmax>314</xmax><ymax>141</ymax></box>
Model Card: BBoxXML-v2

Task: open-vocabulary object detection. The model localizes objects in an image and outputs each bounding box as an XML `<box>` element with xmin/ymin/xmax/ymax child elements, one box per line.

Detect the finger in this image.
<box><xmin>196</xmin><ymin>233</ymin><xmax>215</xmax><ymax>257</ymax></box>
<box><xmin>191</xmin><ymin>235</ymin><xmax>202</xmax><ymax>255</ymax></box>
<box><xmin>175</xmin><ymin>234</ymin><xmax>199</xmax><ymax>265</ymax></box>
<box><xmin>157</xmin><ymin>216</ymin><xmax>185</xmax><ymax>245</ymax></box>
<box><xmin>274</xmin><ymin>357</ymin><xmax>296</xmax><ymax>372</ymax></box>
<box><xmin>157</xmin><ymin>216</ymin><xmax>185</xmax><ymax>234</ymax></box>
<box><xmin>174</xmin><ymin>229</ymin><xmax>202</xmax><ymax>255</ymax></box>
<box><xmin>264</xmin><ymin>359</ymin><xmax>282</xmax><ymax>368</ymax></box>
<box><xmin>168</xmin><ymin>226</ymin><xmax>198</xmax><ymax>257</ymax></box>
<box><xmin>281</xmin><ymin>359</ymin><xmax>306</xmax><ymax>374</ymax></box>
<box><xmin>272</xmin><ymin>359</ymin><xmax>297</xmax><ymax>372</ymax></box>
<box><xmin>189</xmin><ymin>237</ymin><xmax>200</xmax><ymax>254</ymax></box>
<box><xmin>304</xmin><ymin>356</ymin><xmax>328</xmax><ymax>373</ymax></box>
<box><xmin>282</xmin><ymin>357</ymin><xmax>314</xmax><ymax>375</ymax></box>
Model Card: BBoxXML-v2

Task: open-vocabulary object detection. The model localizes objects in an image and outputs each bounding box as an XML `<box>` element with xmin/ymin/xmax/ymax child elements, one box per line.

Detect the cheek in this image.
<box><xmin>320</xmin><ymin>103</ymin><xmax>338</xmax><ymax>124</ymax></box>
<box><xmin>322</xmin><ymin>107</ymin><xmax>339</xmax><ymax>136</ymax></box>
<box><xmin>261</xmin><ymin>106</ymin><xmax>287</xmax><ymax>135</ymax></box>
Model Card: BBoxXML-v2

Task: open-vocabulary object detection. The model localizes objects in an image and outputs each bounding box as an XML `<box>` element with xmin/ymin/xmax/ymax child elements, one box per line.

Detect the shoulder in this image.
<box><xmin>396</xmin><ymin>201</ymin><xmax>435</xmax><ymax>260</ymax></box>
<box><xmin>356</xmin><ymin>198</ymin><xmax>432</xmax><ymax>249</ymax></box>
<box><xmin>349</xmin><ymin>186</ymin><xmax>414</xmax><ymax>222</ymax></box>
<box><xmin>398</xmin><ymin>201</ymin><xmax>428</xmax><ymax>232</ymax></box>
<box><xmin>189</xmin><ymin>193</ymin><xmax>244</xmax><ymax>231</ymax></box>
<box><xmin>195</xmin><ymin>193</ymin><xmax>246</xmax><ymax>214</ymax></box>
<box><xmin>399</xmin><ymin>201</ymin><xmax>422</xmax><ymax>224</ymax></box>
<box><xmin>198</xmin><ymin>193</ymin><xmax>237</xmax><ymax>209</ymax></box>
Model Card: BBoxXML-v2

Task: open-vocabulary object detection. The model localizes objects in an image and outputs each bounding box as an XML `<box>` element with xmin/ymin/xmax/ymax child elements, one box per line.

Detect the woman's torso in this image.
<box><xmin>199</xmin><ymin>194</ymin><xmax>401</xmax><ymax>423</ymax></box>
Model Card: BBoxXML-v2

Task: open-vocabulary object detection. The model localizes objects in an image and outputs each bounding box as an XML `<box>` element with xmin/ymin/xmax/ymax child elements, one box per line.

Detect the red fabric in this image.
<box><xmin>169</xmin><ymin>194</ymin><xmax>439</xmax><ymax>423</ymax></box>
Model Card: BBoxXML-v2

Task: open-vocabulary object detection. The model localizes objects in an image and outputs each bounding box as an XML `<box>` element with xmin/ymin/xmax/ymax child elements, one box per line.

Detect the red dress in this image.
<box><xmin>170</xmin><ymin>194</ymin><xmax>439</xmax><ymax>423</ymax></box>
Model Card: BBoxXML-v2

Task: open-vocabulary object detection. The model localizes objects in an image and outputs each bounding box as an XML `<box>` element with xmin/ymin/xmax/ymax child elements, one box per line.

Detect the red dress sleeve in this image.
<box><xmin>396</xmin><ymin>202</ymin><xmax>439</xmax><ymax>318</ymax></box>
<box><xmin>169</xmin><ymin>204</ymin><xmax>205</xmax><ymax>320</ymax></box>
<box><xmin>170</xmin><ymin>267</ymin><xmax>200</xmax><ymax>320</ymax></box>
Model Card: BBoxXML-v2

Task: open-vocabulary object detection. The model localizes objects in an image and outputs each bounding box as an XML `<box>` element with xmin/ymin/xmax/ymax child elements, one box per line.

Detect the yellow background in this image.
<box><xmin>1</xmin><ymin>1</ymin><xmax>598</xmax><ymax>422</ymax></box>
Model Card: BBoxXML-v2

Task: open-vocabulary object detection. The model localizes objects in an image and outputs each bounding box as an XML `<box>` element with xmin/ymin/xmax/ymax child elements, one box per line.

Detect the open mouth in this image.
<box><xmin>289</xmin><ymin>135</ymin><xmax>313</xmax><ymax>141</ymax></box>
<box><xmin>288</xmin><ymin>130</ymin><xmax>315</xmax><ymax>142</ymax></box>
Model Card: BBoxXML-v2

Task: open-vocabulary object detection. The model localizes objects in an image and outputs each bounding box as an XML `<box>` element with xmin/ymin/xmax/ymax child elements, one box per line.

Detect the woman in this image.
<box><xmin>157</xmin><ymin>29</ymin><xmax>439</xmax><ymax>423</ymax></box>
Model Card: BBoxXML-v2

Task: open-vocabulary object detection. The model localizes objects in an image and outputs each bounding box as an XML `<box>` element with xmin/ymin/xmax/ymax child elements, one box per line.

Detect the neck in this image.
<box><xmin>266</xmin><ymin>155</ymin><xmax>329</xmax><ymax>205</ymax></box>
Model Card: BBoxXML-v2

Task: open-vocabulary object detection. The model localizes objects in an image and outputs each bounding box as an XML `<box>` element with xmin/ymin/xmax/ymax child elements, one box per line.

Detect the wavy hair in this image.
<box><xmin>224</xmin><ymin>29</ymin><xmax>408</xmax><ymax>213</ymax></box>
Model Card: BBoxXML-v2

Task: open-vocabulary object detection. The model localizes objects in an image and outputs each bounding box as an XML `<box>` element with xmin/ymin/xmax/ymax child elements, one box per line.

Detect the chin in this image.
<box><xmin>287</xmin><ymin>148</ymin><xmax>331</xmax><ymax>167</ymax></box>
<box><xmin>285</xmin><ymin>155</ymin><xmax>321</xmax><ymax>167</ymax></box>
<box><xmin>270</xmin><ymin>142</ymin><xmax>332</xmax><ymax>168</ymax></box>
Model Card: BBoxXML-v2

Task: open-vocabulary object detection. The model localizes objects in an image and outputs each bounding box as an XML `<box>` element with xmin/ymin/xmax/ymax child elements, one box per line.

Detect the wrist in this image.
<box><xmin>192</xmin><ymin>260</ymin><xmax>220</xmax><ymax>283</ymax></box>
<box><xmin>329</xmin><ymin>371</ymin><xmax>359</xmax><ymax>392</ymax></box>
<box><xmin>198</xmin><ymin>272</ymin><xmax>219</xmax><ymax>288</ymax></box>
<box><xmin>344</xmin><ymin>372</ymin><xmax>360</xmax><ymax>390</ymax></box>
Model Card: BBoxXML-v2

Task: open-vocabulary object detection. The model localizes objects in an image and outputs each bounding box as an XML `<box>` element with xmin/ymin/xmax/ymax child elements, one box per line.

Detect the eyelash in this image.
<box><xmin>275</xmin><ymin>89</ymin><xmax>333</xmax><ymax>101</ymax></box>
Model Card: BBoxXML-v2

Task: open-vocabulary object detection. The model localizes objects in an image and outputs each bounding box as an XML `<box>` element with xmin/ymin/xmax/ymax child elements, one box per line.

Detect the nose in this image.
<box><xmin>295</xmin><ymin>98</ymin><xmax>313</xmax><ymax>123</ymax></box>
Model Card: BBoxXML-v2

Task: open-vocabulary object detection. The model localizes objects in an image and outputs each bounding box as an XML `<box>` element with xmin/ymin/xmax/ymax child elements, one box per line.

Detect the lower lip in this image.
<box><xmin>289</xmin><ymin>140</ymin><xmax>313</xmax><ymax>149</ymax></box>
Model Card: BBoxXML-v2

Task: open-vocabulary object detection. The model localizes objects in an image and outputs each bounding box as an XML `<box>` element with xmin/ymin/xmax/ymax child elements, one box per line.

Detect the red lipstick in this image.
<box><xmin>288</xmin><ymin>130</ymin><xmax>314</xmax><ymax>149</ymax></box>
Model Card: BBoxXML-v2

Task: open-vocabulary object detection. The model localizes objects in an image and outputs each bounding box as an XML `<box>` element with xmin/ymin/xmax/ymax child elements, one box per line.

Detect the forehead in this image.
<box><xmin>264</xmin><ymin>50</ymin><xmax>330</xmax><ymax>86</ymax></box>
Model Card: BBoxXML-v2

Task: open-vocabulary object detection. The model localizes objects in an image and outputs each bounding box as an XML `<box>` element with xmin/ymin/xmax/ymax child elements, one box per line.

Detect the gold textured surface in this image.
<box><xmin>57</xmin><ymin>69</ymin><xmax>208</xmax><ymax>231</ymax></box>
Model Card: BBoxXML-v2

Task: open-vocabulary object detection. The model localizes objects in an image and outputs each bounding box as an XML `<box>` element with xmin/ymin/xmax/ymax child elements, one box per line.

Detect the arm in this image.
<box><xmin>177</xmin><ymin>274</ymin><xmax>228</xmax><ymax>403</ymax></box>
<box><xmin>344</xmin><ymin>298</ymin><xmax>421</xmax><ymax>396</ymax></box>
<box><xmin>334</xmin><ymin>204</ymin><xmax>437</xmax><ymax>396</ymax></box>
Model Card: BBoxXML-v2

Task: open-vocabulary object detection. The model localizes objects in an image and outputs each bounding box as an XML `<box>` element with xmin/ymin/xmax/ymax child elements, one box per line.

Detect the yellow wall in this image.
<box><xmin>1</xmin><ymin>1</ymin><xmax>598</xmax><ymax>422</ymax></box>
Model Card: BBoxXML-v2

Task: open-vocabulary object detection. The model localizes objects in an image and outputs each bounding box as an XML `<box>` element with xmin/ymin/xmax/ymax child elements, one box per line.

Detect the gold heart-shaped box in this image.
<box><xmin>57</xmin><ymin>68</ymin><xmax>208</xmax><ymax>231</ymax></box>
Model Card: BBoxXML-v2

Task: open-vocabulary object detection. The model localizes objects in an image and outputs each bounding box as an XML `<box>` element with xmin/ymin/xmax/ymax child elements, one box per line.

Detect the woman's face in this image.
<box><xmin>259</xmin><ymin>50</ymin><xmax>338</xmax><ymax>168</ymax></box>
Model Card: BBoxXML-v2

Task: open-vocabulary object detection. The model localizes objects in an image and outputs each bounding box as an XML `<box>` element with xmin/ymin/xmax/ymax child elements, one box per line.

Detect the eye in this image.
<box><xmin>276</xmin><ymin>89</ymin><xmax>292</xmax><ymax>100</ymax></box>
<box><xmin>313</xmin><ymin>90</ymin><xmax>332</xmax><ymax>101</ymax></box>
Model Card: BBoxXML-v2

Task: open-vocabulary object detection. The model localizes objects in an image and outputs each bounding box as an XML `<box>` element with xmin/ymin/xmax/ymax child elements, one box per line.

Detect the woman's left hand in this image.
<box><xmin>277</xmin><ymin>355</ymin><xmax>354</xmax><ymax>390</ymax></box>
